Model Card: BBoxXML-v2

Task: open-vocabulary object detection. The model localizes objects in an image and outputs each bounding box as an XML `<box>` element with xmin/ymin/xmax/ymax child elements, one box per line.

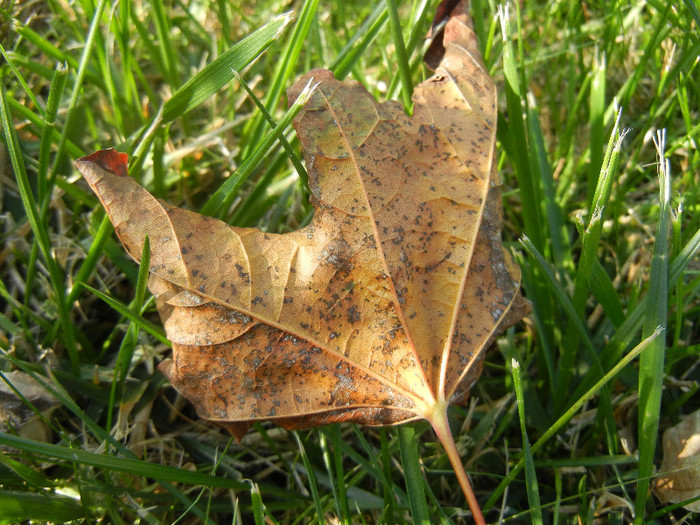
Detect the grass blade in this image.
<box><xmin>385</xmin><ymin>0</ymin><xmax>413</xmax><ymax>112</ymax></box>
<box><xmin>511</xmin><ymin>359</ymin><xmax>543</xmax><ymax>525</ymax></box>
<box><xmin>588</xmin><ymin>51</ymin><xmax>606</xmax><ymax>203</ymax></box>
<box><xmin>151</xmin><ymin>0</ymin><xmax>180</xmax><ymax>89</ymax></box>
<box><xmin>65</xmin><ymin>215</ymin><xmax>113</xmax><ymax>306</ymax></box>
<box><xmin>105</xmin><ymin>236</ymin><xmax>151</xmax><ymax>431</ymax></box>
<box><xmin>37</xmin><ymin>62</ymin><xmax>68</xmax><ymax>201</ymax></box>
<box><xmin>556</xmin><ymin>112</ymin><xmax>626</xmax><ymax>411</ymax></box>
<box><xmin>485</xmin><ymin>327</ymin><xmax>663</xmax><ymax>510</ymax></box>
<box><xmin>240</xmin><ymin>0</ymin><xmax>319</xmax><ymax>159</ymax></box>
<box><xmin>498</xmin><ymin>5</ymin><xmax>544</xmax><ymax>252</ymax></box>
<box><xmin>0</xmin><ymin>490</ymin><xmax>85</xmax><ymax>523</ymax></box>
<box><xmin>634</xmin><ymin>131</ymin><xmax>671</xmax><ymax>522</ymax></box>
<box><xmin>0</xmin><ymin>45</ymin><xmax>43</xmax><ymax>112</ymax></box>
<box><xmin>233</xmin><ymin>69</ymin><xmax>308</xmax><ymax>188</ymax></box>
<box><xmin>161</xmin><ymin>13</ymin><xmax>292</xmax><ymax>124</ymax></box>
<box><xmin>250</xmin><ymin>482</ymin><xmax>266</xmax><ymax>525</ymax></box>
<box><xmin>201</xmin><ymin>77</ymin><xmax>317</xmax><ymax>218</ymax></box>
<box><xmin>331</xmin><ymin>4</ymin><xmax>388</xmax><ymax>80</ymax></box>
<box><xmin>520</xmin><ymin>237</ymin><xmax>599</xmax><ymax>368</ymax></box>
<box><xmin>398</xmin><ymin>425</ymin><xmax>430</xmax><ymax>524</ymax></box>
<box><xmin>6</xmin><ymin>97</ymin><xmax>83</xmax><ymax>157</ymax></box>
<box><xmin>294</xmin><ymin>432</ymin><xmax>326</xmax><ymax>525</ymax></box>
<box><xmin>321</xmin><ymin>426</ymin><xmax>349</xmax><ymax>522</ymax></box>
<box><xmin>0</xmin><ymin>432</ymin><xmax>245</xmax><ymax>490</ymax></box>
<box><xmin>79</xmin><ymin>283</ymin><xmax>169</xmax><ymax>346</ymax></box>
<box><xmin>0</xmin><ymin>73</ymin><xmax>78</xmax><ymax>373</ymax></box>
<box><xmin>21</xmin><ymin>61</ymin><xmax>69</xmax><ymax>313</ymax></box>
<box><xmin>50</xmin><ymin>0</ymin><xmax>108</xmax><ymax>180</ymax></box>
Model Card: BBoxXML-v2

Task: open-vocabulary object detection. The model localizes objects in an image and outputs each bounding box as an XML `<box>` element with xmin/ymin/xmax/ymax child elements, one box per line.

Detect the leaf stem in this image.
<box><xmin>428</xmin><ymin>405</ymin><xmax>485</xmax><ymax>525</ymax></box>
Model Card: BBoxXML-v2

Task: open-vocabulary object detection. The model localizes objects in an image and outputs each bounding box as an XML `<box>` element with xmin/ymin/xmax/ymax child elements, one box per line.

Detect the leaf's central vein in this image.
<box><xmin>316</xmin><ymin>88</ymin><xmax>435</xmax><ymax>407</ymax></box>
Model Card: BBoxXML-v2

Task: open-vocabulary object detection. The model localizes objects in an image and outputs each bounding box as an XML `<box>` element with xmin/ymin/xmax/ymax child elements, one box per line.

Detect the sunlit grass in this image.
<box><xmin>1</xmin><ymin>0</ymin><xmax>699</xmax><ymax>523</ymax></box>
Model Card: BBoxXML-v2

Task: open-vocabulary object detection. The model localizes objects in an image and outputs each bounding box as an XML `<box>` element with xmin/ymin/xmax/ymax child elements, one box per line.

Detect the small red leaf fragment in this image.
<box><xmin>78</xmin><ymin>149</ymin><xmax>129</xmax><ymax>178</ymax></box>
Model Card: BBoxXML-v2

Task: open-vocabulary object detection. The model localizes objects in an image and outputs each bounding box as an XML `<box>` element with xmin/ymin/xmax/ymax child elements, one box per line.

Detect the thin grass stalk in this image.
<box><xmin>201</xmin><ymin>78</ymin><xmax>318</xmax><ymax>217</ymax></box>
<box><xmin>80</xmin><ymin>284</ymin><xmax>169</xmax><ymax>345</ymax></box>
<box><xmin>10</xmin><ymin>23</ymin><xmax>101</xmax><ymax>87</ymax></box>
<box><xmin>129</xmin><ymin>104</ymin><xmax>164</xmax><ymax>178</ymax></box>
<box><xmin>0</xmin><ymin>279</ymin><xmax>49</xmax><ymax>333</ymax></box>
<box><xmin>682</xmin><ymin>0</ymin><xmax>700</xmax><ymax>25</ymax></box>
<box><xmin>105</xmin><ymin>237</ymin><xmax>150</xmax><ymax>432</ymax></box>
<box><xmin>0</xmin><ymin>45</ymin><xmax>42</xmax><ymax>112</ymax></box>
<box><xmin>557</xmin><ymin>113</ymin><xmax>625</xmax><ymax>412</ymax></box>
<box><xmin>0</xmin><ymin>100</ymin><xmax>43</xmax><ymax>328</ymax></box>
<box><xmin>553</xmin><ymin>468</ymin><xmax>562</xmax><ymax>525</ymax></box>
<box><xmin>378</xmin><ymin>429</ymin><xmax>395</xmax><ymax>523</ymax></box>
<box><xmin>523</xmin><ymin>95</ymin><xmax>557</xmax><ymax>392</ymax></box>
<box><xmin>49</xmin><ymin>0</ymin><xmax>108</xmax><ymax>181</ymax></box>
<box><xmin>241</xmin><ymin>0</ymin><xmax>320</xmax><ymax>157</ymax></box>
<box><xmin>485</xmin><ymin>327</ymin><xmax>663</xmax><ymax>509</ymax></box>
<box><xmin>36</xmin><ymin>62</ymin><xmax>68</xmax><ymax>204</ymax></box>
<box><xmin>114</xmin><ymin>0</ymin><xmax>139</xmax><ymax>123</ymax></box>
<box><xmin>521</xmin><ymin>237</ymin><xmax>600</xmax><ymax>370</ymax></box>
<box><xmin>233</xmin><ymin>70</ymin><xmax>308</xmax><ymax>186</ymax></box>
<box><xmin>318</xmin><ymin>429</ymin><xmax>343</xmax><ymax>522</ymax></box>
<box><xmin>404</xmin><ymin>0</ymin><xmax>432</xmax><ymax>58</ymax></box>
<box><xmin>385</xmin><ymin>0</ymin><xmax>413</xmax><ymax>112</ymax></box>
<box><xmin>0</xmin><ymin>370</ymin><xmax>60</xmax><ymax>438</ymax></box>
<box><xmin>0</xmin><ymin>75</ymin><xmax>79</xmax><ymax>373</ymax></box>
<box><xmin>331</xmin><ymin>4</ymin><xmax>388</xmax><ymax>80</ymax></box>
<box><xmin>294</xmin><ymin>432</ymin><xmax>326</xmax><ymax>525</ymax></box>
<box><xmin>511</xmin><ymin>359</ymin><xmax>543</xmax><ymax>525</ymax></box>
<box><xmin>160</xmin><ymin>13</ymin><xmax>292</xmax><ymax>124</ymax></box>
<box><xmin>634</xmin><ymin>130</ymin><xmax>671</xmax><ymax>523</ymax></box>
<box><xmin>526</xmin><ymin>92</ymin><xmax>571</xmax><ymax>274</ymax></box>
<box><xmin>0</xmin><ymin>431</ymin><xmax>246</xmax><ymax>489</ymax></box>
<box><xmin>250</xmin><ymin>482</ymin><xmax>266</xmax><ymax>525</ymax></box>
<box><xmin>172</xmin><ymin>438</ymin><xmax>235</xmax><ymax>525</ymax></box>
<box><xmin>349</xmin><ymin>426</ymin><xmax>397</xmax><ymax>491</ymax></box>
<box><xmin>398</xmin><ymin>425</ymin><xmax>431</xmax><ymax>524</ymax></box>
<box><xmin>230</xmin><ymin>152</ymin><xmax>296</xmax><ymax>226</ymax></box>
<box><xmin>614</xmin><ymin>3</ymin><xmax>672</xmax><ymax>115</ymax></box>
<box><xmin>498</xmin><ymin>7</ymin><xmax>559</xmax><ymax>422</ymax></box>
<box><xmin>91</xmin><ymin>8</ymin><xmax>124</xmax><ymax>139</ymax></box>
<box><xmin>150</xmin><ymin>0</ymin><xmax>180</xmax><ymax>89</ymax></box>
<box><xmin>498</xmin><ymin>6</ymin><xmax>544</xmax><ymax>251</ymax></box>
<box><xmin>65</xmin><ymin>215</ymin><xmax>112</xmax><ymax>306</ymax></box>
<box><xmin>6</xmin><ymin>98</ymin><xmax>84</xmax><ymax>157</ymax></box>
<box><xmin>588</xmin><ymin>51</ymin><xmax>606</xmax><ymax>205</ymax></box>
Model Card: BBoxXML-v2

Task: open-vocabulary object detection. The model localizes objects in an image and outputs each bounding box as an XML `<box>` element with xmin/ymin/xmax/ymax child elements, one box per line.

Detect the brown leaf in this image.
<box><xmin>655</xmin><ymin>409</ymin><xmax>700</xmax><ymax>512</ymax></box>
<box><xmin>77</xmin><ymin>1</ymin><xmax>527</xmax><ymax>518</ymax></box>
<box><xmin>0</xmin><ymin>371</ymin><xmax>60</xmax><ymax>445</ymax></box>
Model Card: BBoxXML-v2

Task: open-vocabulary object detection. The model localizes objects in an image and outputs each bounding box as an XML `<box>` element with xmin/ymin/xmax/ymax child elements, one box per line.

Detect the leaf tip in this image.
<box><xmin>275</xmin><ymin>11</ymin><xmax>295</xmax><ymax>39</ymax></box>
<box><xmin>424</xmin><ymin>0</ymin><xmax>475</xmax><ymax>70</ymax></box>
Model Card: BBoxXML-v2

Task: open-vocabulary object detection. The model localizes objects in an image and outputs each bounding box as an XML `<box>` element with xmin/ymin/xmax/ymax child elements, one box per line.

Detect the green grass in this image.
<box><xmin>1</xmin><ymin>0</ymin><xmax>699</xmax><ymax>523</ymax></box>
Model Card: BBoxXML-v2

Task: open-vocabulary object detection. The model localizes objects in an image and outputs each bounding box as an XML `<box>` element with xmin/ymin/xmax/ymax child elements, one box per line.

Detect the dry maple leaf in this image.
<box><xmin>77</xmin><ymin>1</ymin><xmax>527</xmax><ymax>520</ymax></box>
<box><xmin>654</xmin><ymin>409</ymin><xmax>700</xmax><ymax>512</ymax></box>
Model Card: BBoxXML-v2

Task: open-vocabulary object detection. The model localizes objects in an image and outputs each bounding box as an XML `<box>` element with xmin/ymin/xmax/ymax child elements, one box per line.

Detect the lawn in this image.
<box><xmin>1</xmin><ymin>0</ymin><xmax>699</xmax><ymax>523</ymax></box>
